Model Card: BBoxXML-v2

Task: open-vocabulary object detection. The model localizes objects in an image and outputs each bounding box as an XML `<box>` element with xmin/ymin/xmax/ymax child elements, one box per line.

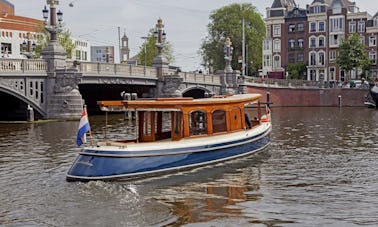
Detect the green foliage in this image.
<box><xmin>34</xmin><ymin>26</ymin><xmax>76</xmax><ymax>59</ymax></box>
<box><xmin>137</xmin><ymin>30</ymin><xmax>174</xmax><ymax>66</ymax></box>
<box><xmin>200</xmin><ymin>3</ymin><xmax>265</xmax><ymax>74</ymax></box>
<box><xmin>287</xmin><ymin>62</ymin><xmax>307</xmax><ymax>80</ymax></box>
<box><xmin>336</xmin><ymin>33</ymin><xmax>370</xmax><ymax>77</ymax></box>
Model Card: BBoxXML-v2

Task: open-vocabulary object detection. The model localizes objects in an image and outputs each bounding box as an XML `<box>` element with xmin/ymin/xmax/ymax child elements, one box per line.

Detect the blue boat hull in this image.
<box><xmin>66</xmin><ymin>128</ymin><xmax>271</xmax><ymax>181</ymax></box>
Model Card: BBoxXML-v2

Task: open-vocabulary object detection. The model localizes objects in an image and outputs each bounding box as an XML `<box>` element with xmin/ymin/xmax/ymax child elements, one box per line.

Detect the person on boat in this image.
<box><xmin>245</xmin><ymin>113</ymin><xmax>252</xmax><ymax>129</ymax></box>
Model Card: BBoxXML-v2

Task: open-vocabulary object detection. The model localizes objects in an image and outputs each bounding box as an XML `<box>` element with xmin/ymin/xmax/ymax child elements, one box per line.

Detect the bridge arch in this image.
<box><xmin>0</xmin><ymin>86</ymin><xmax>46</xmax><ymax>119</ymax></box>
<box><xmin>182</xmin><ymin>86</ymin><xmax>214</xmax><ymax>99</ymax></box>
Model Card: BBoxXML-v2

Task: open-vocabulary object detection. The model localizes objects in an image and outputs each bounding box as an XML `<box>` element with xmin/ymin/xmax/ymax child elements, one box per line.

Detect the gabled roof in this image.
<box><xmin>332</xmin><ymin>0</ymin><xmax>345</xmax><ymax>7</ymax></box>
<box><xmin>311</xmin><ymin>0</ymin><xmax>326</xmax><ymax>4</ymax></box>
<box><xmin>373</xmin><ymin>11</ymin><xmax>378</xmax><ymax>19</ymax></box>
<box><xmin>271</xmin><ymin>0</ymin><xmax>284</xmax><ymax>8</ymax></box>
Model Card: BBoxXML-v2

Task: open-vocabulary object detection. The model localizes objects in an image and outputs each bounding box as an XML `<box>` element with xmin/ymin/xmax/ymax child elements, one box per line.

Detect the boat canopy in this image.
<box><xmin>97</xmin><ymin>94</ymin><xmax>264</xmax><ymax>142</ymax></box>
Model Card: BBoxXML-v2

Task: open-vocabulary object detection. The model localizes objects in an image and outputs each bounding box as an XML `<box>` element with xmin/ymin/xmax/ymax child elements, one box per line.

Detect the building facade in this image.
<box><xmin>90</xmin><ymin>46</ymin><xmax>115</xmax><ymax>63</ymax></box>
<box><xmin>263</xmin><ymin>0</ymin><xmax>378</xmax><ymax>82</ymax></box>
<box><xmin>0</xmin><ymin>0</ymin><xmax>43</xmax><ymax>59</ymax></box>
<box><xmin>71</xmin><ymin>37</ymin><xmax>90</xmax><ymax>62</ymax></box>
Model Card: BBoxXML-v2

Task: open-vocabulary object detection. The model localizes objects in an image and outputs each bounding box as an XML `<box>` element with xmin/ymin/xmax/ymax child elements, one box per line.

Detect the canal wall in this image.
<box><xmin>246</xmin><ymin>85</ymin><xmax>368</xmax><ymax>107</ymax></box>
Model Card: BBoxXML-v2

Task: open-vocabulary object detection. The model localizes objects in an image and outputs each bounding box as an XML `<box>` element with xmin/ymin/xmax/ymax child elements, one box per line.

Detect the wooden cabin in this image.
<box><xmin>97</xmin><ymin>94</ymin><xmax>264</xmax><ymax>143</ymax></box>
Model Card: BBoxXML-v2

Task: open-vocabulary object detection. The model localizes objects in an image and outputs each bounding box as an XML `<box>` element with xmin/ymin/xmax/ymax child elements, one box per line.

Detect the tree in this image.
<box><xmin>200</xmin><ymin>3</ymin><xmax>265</xmax><ymax>75</ymax></box>
<box><xmin>34</xmin><ymin>26</ymin><xmax>76</xmax><ymax>59</ymax></box>
<box><xmin>336</xmin><ymin>33</ymin><xmax>371</xmax><ymax>80</ymax></box>
<box><xmin>287</xmin><ymin>62</ymin><xmax>307</xmax><ymax>80</ymax></box>
<box><xmin>137</xmin><ymin>30</ymin><xmax>174</xmax><ymax>66</ymax></box>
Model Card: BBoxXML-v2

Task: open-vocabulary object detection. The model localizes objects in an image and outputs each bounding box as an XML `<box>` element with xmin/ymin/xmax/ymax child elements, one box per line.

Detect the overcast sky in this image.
<box><xmin>10</xmin><ymin>0</ymin><xmax>375</xmax><ymax>71</ymax></box>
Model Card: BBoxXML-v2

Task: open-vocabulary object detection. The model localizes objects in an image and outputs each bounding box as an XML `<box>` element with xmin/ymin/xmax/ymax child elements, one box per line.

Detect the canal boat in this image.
<box><xmin>365</xmin><ymin>84</ymin><xmax>378</xmax><ymax>108</ymax></box>
<box><xmin>66</xmin><ymin>94</ymin><xmax>272</xmax><ymax>181</ymax></box>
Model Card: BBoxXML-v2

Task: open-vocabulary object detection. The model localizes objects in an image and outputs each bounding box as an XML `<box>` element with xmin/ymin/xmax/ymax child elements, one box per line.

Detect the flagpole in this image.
<box><xmin>84</xmin><ymin>105</ymin><xmax>95</xmax><ymax>146</ymax></box>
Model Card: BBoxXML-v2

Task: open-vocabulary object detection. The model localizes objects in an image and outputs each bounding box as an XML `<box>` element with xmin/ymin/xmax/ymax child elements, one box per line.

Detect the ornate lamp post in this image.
<box><xmin>224</xmin><ymin>37</ymin><xmax>234</xmax><ymax>73</ymax></box>
<box><xmin>152</xmin><ymin>18</ymin><xmax>168</xmax><ymax>78</ymax></box>
<box><xmin>42</xmin><ymin>1</ymin><xmax>64</xmax><ymax>42</ymax></box>
<box><xmin>153</xmin><ymin>18</ymin><xmax>166</xmax><ymax>57</ymax></box>
<box><xmin>41</xmin><ymin>0</ymin><xmax>67</xmax><ymax>73</ymax></box>
<box><xmin>22</xmin><ymin>32</ymin><xmax>36</xmax><ymax>58</ymax></box>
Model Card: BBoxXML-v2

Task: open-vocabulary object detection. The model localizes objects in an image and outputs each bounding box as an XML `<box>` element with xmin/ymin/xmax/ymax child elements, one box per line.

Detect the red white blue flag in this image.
<box><xmin>76</xmin><ymin>106</ymin><xmax>91</xmax><ymax>146</ymax></box>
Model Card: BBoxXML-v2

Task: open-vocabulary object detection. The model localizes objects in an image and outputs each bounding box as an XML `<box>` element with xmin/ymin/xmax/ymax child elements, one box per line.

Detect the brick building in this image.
<box><xmin>0</xmin><ymin>0</ymin><xmax>43</xmax><ymax>58</ymax></box>
<box><xmin>263</xmin><ymin>0</ymin><xmax>378</xmax><ymax>82</ymax></box>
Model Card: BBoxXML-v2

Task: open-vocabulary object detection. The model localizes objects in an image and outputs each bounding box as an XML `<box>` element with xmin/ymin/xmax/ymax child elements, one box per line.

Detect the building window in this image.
<box><xmin>359</xmin><ymin>36</ymin><xmax>365</xmax><ymax>44</ymax></box>
<box><xmin>266</xmin><ymin>26</ymin><xmax>271</xmax><ymax>37</ymax></box>
<box><xmin>273</xmin><ymin>55</ymin><xmax>281</xmax><ymax>68</ymax></box>
<box><xmin>1</xmin><ymin>43</ymin><xmax>12</xmax><ymax>55</ymax></box>
<box><xmin>369</xmin><ymin>36</ymin><xmax>376</xmax><ymax>47</ymax></box>
<box><xmin>319</xmin><ymin>21</ymin><xmax>325</xmax><ymax>32</ymax></box>
<box><xmin>273</xmin><ymin>39</ymin><xmax>281</xmax><ymax>52</ymax></box>
<box><xmin>329</xmin><ymin>17</ymin><xmax>345</xmax><ymax>32</ymax></box>
<box><xmin>289</xmin><ymin>24</ymin><xmax>295</xmax><ymax>32</ymax></box>
<box><xmin>349</xmin><ymin>21</ymin><xmax>356</xmax><ymax>33</ymax></box>
<box><xmin>289</xmin><ymin>53</ymin><xmax>295</xmax><ymax>63</ymax></box>
<box><xmin>319</xmin><ymin>36</ymin><xmax>325</xmax><ymax>47</ymax></box>
<box><xmin>263</xmin><ymin>55</ymin><xmax>271</xmax><ymax>67</ymax></box>
<box><xmin>297</xmin><ymin>53</ymin><xmax>304</xmax><ymax>62</ymax></box>
<box><xmin>310</xmin><ymin>52</ymin><xmax>316</xmax><ymax>65</ymax></box>
<box><xmin>273</xmin><ymin>25</ymin><xmax>281</xmax><ymax>37</ymax></box>
<box><xmin>297</xmin><ymin>23</ymin><xmax>304</xmax><ymax>32</ymax></box>
<box><xmin>370</xmin><ymin>51</ymin><xmax>376</xmax><ymax>64</ymax></box>
<box><xmin>289</xmin><ymin>39</ymin><xmax>295</xmax><ymax>48</ymax></box>
<box><xmin>310</xmin><ymin>70</ymin><xmax>317</xmax><ymax>81</ymax></box>
<box><xmin>330</xmin><ymin>50</ymin><xmax>337</xmax><ymax>61</ymax></box>
<box><xmin>310</xmin><ymin>22</ymin><xmax>316</xmax><ymax>32</ymax></box>
<box><xmin>358</xmin><ymin>21</ymin><xmax>365</xmax><ymax>33</ymax></box>
<box><xmin>329</xmin><ymin>67</ymin><xmax>336</xmax><ymax>81</ymax></box>
<box><xmin>310</xmin><ymin>37</ymin><xmax>316</xmax><ymax>48</ymax></box>
<box><xmin>330</xmin><ymin>34</ymin><xmax>341</xmax><ymax>46</ymax></box>
<box><xmin>75</xmin><ymin>50</ymin><xmax>81</xmax><ymax>60</ymax></box>
<box><xmin>298</xmin><ymin>39</ymin><xmax>304</xmax><ymax>48</ymax></box>
<box><xmin>263</xmin><ymin>39</ymin><xmax>271</xmax><ymax>51</ymax></box>
<box><xmin>319</xmin><ymin>52</ymin><xmax>325</xmax><ymax>65</ymax></box>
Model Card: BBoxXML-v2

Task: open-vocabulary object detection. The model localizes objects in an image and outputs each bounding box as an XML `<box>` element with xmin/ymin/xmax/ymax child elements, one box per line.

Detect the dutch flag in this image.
<box><xmin>76</xmin><ymin>106</ymin><xmax>91</xmax><ymax>146</ymax></box>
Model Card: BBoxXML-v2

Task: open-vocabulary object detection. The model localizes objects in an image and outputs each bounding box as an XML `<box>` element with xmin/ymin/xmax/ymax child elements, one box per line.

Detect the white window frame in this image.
<box><xmin>369</xmin><ymin>35</ymin><xmax>376</xmax><ymax>47</ymax></box>
<box><xmin>349</xmin><ymin>21</ymin><xmax>356</xmax><ymax>33</ymax></box>
<box><xmin>318</xmin><ymin>21</ymin><xmax>325</xmax><ymax>32</ymax></box>
<box><xmin>310</xmin><ymin>22</ymin><xmax>317</xmax><ymax>33</ymax></box>
<box><xmin>273</xmin><ymin>24</ymin><xmax>281</xmax><ymax>37</ymax></box>
<box><xmin>273</xmin><ymin>39</ymin><xmax>281</xmax><ymax>52</ymax></box>
<box><xmin>318</xmin><ymin>36</ymin><xmax>326</xmax><ymax>47</ymax></box>
<box><xmin>369</xmin><ymin>51</ymin><xmax>376</xmax><ymax>64</ymax></box>
<box><xmin>358</xmin><ymin>21</ymin><xmax>365</xmax><ymax>33</ymax></box>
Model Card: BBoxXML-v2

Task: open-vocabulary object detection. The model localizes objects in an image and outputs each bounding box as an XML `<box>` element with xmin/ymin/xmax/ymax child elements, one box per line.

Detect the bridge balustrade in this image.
<box><xmin>78</xmin><ymin>62</ymin><xmax>157</xmax><ymax>78</ymax></box>
<box><xmin>0</xmin><ymin>59</ymin><xmax>47</xmax><ymax>73</ymax></box>
<box><xmin>178</xmin><ymin>72</ymin><xmax>221</xmax><ymax>85</ymax></box>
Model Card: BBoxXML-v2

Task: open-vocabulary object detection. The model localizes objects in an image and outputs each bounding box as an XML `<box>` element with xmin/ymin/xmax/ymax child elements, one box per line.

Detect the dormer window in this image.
<box><xmin>333</xmin><ymin>3</ymin><xmax>342</xmax><ymax>14</ymax></box>
<box><xmin>289</xmin><ymin>24</ymin><xmax>295</xmax><ymax>32</ymax></box>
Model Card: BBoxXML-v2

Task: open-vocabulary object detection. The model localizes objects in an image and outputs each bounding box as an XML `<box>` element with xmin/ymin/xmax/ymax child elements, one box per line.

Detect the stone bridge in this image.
<box><xmin>0</xmin><ymin>58</ymin><xmax>241</xmax><ymax>120</ymax></box>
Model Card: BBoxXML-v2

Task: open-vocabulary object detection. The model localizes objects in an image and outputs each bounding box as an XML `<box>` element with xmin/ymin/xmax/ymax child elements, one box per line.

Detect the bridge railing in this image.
<box><xmin>245</xmin><ymin>77</ymin><xmax>321</xmax><ymax>88</ymax></box>
<box><xmin>178</xmin><ymin>71</ymin><xmax>221</xmax><ymax>85</ymax></box>
<box><xmin>78</xmin><ymin>62</ymin><xmax>157</xmax><ymax>78</ymax></box>
<box><xmin>0</xmin><ymin>59</ymin><xmax>47</xmax><ymax>73</ymax></box>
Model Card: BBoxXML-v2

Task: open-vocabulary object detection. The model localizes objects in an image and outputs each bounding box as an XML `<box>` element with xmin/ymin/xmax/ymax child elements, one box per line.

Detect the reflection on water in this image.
<box><xmin>0</xmin><ymin>108</ymin><xmax>377</xmax><ymax>226</ymax></box>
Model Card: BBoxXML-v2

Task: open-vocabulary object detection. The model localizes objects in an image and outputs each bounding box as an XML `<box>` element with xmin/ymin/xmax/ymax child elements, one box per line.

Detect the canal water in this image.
<box><xmin>0</xmin><ymin>107</ymin><xmax>377</xmax><ymax>226</ymax></box>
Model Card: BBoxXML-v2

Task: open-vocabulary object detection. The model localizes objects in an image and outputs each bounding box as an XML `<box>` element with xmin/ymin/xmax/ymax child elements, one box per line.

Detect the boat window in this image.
<box><xmin>189</xmin><ymin>110</ymin><xmax>207</xmax><ymax>136</ymax></box>
<box><xmin>212</xmin><ymin>109</ymin><xmax>227</xmax><ymax>133</ymax></box>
